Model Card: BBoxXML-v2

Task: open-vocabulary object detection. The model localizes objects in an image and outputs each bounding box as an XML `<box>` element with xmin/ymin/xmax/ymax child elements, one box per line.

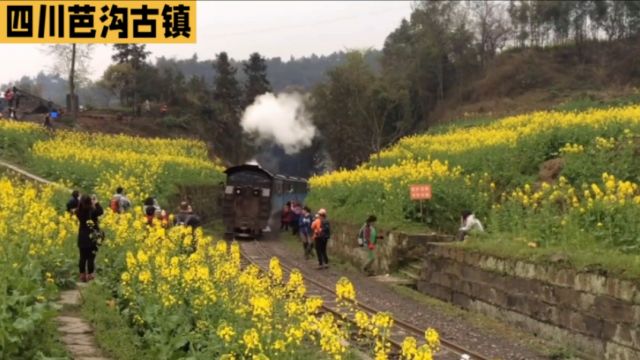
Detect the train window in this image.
<box><xmin>225</xmin><ymin>186</ymin><xmax>234</xmax><ymax>194</ymax></box>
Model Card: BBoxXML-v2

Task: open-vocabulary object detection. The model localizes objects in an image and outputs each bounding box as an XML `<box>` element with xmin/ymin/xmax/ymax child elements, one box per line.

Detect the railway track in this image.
<box><xmin>238</xmin><ymin>239</ymin><xmax>491</xmax><ymax>360</ymax></box>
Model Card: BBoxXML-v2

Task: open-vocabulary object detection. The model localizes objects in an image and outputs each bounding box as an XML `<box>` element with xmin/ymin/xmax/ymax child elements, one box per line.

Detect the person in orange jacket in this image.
<box><xmin>311</xmin><ymin>208</ymin><xmax>330</xmax><ymax>269</ymax></box>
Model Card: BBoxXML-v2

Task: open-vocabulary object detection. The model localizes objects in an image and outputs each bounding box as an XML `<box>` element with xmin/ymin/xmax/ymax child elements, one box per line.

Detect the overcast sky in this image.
<box><xmin>0</xmin><ymin>1</ymin><xmax>413</xmax><ymax>85</ymax></box>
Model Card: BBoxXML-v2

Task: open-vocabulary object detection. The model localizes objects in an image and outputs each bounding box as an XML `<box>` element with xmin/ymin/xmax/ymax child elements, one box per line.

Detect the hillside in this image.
<box><xmin>430</xmin><ymin>39</ymin><xmax>640</xmax><ymax>125</ymax></box>
<box><xmin>307</xmin><ymin>103</ymin><xmax>640</xmax><ymax>279</ymax></box>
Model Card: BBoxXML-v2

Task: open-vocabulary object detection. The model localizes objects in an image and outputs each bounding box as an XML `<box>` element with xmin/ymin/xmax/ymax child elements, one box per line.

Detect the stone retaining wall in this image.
<box><xmin>418</xmin><ymin>243</ymin><xmax>640</xmax><ymax>360</ymax></box>
<box><xmin>327</xmin><ymin>221</ymin><xmax>451</xmax><ymax>273</ymax></box>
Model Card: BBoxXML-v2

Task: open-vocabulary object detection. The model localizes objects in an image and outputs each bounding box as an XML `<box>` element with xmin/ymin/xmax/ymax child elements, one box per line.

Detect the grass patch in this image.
<box><xmin>32</xmin><ymin>316</ymin><xmax>70</xmax><ymax>359</ymax></box>
<box><xmin>459</xmin><ymin>234</ymin><xmax>640</xmax><ymax>280</ymax></box>
<box><xmin>554</xmin><ymin>92</ymin><xmax>640</xmax><ymax>112</ymax></box>
<box><xmin>80</xmin><ymin>282</ymin><xmax>155</xmax><ymax>360</ymax></box>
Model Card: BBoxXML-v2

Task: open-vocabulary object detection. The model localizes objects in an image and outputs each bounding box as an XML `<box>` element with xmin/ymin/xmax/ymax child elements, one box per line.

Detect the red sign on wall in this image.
<box><xmin>410</xmin><ymin>184</ymin><xmax>432</xmax><ymax>200</ymax></box>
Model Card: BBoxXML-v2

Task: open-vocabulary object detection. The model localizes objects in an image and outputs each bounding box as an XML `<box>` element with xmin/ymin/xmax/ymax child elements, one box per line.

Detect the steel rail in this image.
<box><xmin>238</xmin><ymin>239</ymin><xmax>491</xmax><ymax>360</ymax></box>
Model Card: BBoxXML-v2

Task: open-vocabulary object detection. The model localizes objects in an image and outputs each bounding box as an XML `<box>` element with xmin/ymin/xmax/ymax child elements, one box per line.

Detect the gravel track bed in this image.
<box><xmin>254</xmin><ymin>234</ymin><xmax>553</xmax><ymax>360</ymax></box>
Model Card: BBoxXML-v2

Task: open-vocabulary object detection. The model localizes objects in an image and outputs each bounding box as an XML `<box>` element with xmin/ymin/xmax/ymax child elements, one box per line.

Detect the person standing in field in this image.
<box><xmin>4</xmin><ymin>87</ymin><xmax>15</xmax><ymax>119</ymax></box>
<box><xmin>66</xmin><ymin>190</ymin><xmax>80</xmax><ymax>214</ymax></box>
<box><xmin>457</xmin><ymin>210</ymin><xmax>484</xmax><ymax>241</ymax></box>
<box><xmin>43</xmin><ymin>114</ymin><xmax>53</xmax><ymax>132</ymax></box>
<box><xmin>298</xmin><ymin>206</ymin><xmax>314</xmax><ymax>259</ymax></box>
<box><xmin>76</xmin><ymin>194</ymin><xmax>104</xmax><ymax>282</ymax></box>
<box><xmin>360</xmin><ymin>215</ymin><xmax>379</xmax><ymax>276</ymax></box>
<box><xmin>312</xmin><ymin>208</ymin><xmax>331</xmax><ymax>269</ymax></box>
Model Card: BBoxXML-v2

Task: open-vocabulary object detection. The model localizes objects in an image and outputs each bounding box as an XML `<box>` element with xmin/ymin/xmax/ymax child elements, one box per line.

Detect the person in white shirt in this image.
<box><xmin>457</xmin><ymin>210</ymin><xmax>484</xmax><ymax>241</ymax></box>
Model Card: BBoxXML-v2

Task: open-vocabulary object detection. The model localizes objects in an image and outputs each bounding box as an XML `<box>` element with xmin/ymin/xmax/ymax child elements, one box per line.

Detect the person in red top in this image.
<box><xmin>4</xmin><ymin>88</ymin><xmax>15</xmax><ymax>119</ymax></box>
<box><xmin>281</xmin><ymin>202</ymin><xmax>292</xmax><ymax>231</ymax></box>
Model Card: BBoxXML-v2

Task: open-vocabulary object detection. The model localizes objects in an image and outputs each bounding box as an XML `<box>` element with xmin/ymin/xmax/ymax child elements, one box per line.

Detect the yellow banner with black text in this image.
<box><xmin>0</xmin><ymin>1</ymin><xmax>196</xmax><ymax>43</ymax></box>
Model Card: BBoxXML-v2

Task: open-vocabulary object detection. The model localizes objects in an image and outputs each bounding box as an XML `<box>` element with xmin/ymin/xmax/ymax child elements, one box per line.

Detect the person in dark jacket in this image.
<box><xmin>298</xmin><ymin>206</ymin><xmax>314</xmax><ymax>259</ymax></box>
<box><xmin>76</xmin><ymin>194</ymin><xmax>104</xmax><ymax>282</ymax></box>
<box><xmin>66</xmin><ymin>190</ymin><xmax>80</xmax><ymax>214</ymax></box>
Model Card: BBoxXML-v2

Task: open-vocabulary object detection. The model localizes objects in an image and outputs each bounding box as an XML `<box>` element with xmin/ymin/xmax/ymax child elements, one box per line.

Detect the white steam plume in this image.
<box><xmin>241</xmin><ymin>92</ymin><xmax>316</xmax><ymax>154</ymax></box>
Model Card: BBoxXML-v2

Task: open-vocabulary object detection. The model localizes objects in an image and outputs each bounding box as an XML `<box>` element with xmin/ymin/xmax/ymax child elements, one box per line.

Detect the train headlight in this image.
<box><xmin>235</xmin><ymin>188</ymin><xmax>242</xmax><ymax>195</ymax></box>
<box><xmin>253</xmin><ymin>189</ymin><xmax>260</xmax><ymax>197</ymax></box>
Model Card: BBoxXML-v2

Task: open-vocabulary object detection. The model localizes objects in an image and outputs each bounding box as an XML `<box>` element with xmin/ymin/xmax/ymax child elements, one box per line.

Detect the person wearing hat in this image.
<box><xmin>360</xmin><ymin>215</ymin><xmax>379</xmax><ymax>276</ymax></box>
<box><xmin>311</xmin><ymin>208</ymin><xmax>330</xmax><ymax>269</ymax></box>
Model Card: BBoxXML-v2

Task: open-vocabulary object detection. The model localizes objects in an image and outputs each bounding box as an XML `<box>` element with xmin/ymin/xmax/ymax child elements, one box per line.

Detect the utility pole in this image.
<box><xmin>69</xmin><ymin>43</ymin><xmax>77</xmax><ymax>120</ymax></box>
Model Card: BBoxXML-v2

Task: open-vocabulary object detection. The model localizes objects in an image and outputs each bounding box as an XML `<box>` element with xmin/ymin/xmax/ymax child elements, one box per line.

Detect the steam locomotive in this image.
<box><xmin>222</xmin><ymin>164</ymin><xmax>308</xmax><ymax>238</ymax></box>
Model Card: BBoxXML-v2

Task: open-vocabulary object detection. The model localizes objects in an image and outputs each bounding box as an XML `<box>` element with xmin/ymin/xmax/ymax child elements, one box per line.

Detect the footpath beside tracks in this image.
<box><xmin>0</xmin><ymin>159</ymin><xmax>107</xmax><ymax>359</ymax></box>
<box><xmin>239</xmin><ymin>239</ymin><xmax>490</xmax><ymax>360</ymax></box>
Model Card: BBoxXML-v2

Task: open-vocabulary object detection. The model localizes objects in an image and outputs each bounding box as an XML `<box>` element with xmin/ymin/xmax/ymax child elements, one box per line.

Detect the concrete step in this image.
<box><xmin>407</xmin><ymin>261</ymin><xmax>423</xmax><ymax>273</ymax></box>
<box><xmin>370</xmin><ymin>274</ymin><xmax>416</xmax><ymax>286</ymax></box>
<box><xmin>398</xmin><ymin>269</ymin><xmax>420</xmax><ymax>282</ymax></box>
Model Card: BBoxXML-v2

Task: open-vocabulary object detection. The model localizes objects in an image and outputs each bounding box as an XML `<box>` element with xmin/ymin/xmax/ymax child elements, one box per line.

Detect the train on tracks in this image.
<box><xmin>222</xmin><ymin>163</ymin><xmax>308</xmax><ymax>238</ymax></box>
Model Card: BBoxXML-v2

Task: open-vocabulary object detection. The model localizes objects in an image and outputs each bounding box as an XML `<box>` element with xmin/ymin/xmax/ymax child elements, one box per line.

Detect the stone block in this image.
<box><xmin>574</xmin><ymin>272</ymin><xmax>607</xmax><ymax>295</ymax></box>
<box><xmin>606</xmin><ymin>323</ymin><xmax>640</xmax><ymax>350</ymax></box>
<box><xmin>461</xmin><ymin>264</ymin><xmax>499</xmax><ymax>285</ymax></box>
<box><xmin>514</xmin><ymin>261</ymin><xmax>537</xmax><ymax>279</ymax></box>
<box><xmin>468</xmin><ymin>299</ymin><xmax>606</xmax><ymax>359</ymax></box>
<box><xmin>554</xmin><ymin>286</ymin><xmax>580</xmax><ymax>308</ymax></box>
<box><xmin>605</xmin><ymin>340</ymin><xmax>640</xmax><ymax>360</ymax></box>
<box><xmin>59</xmin><ymin>290</ymin><xmax>81</xmax><ymax>306</ymax></box>
<box><xmin>604</xmin><ymin>278</ymin><xmax>640</xmax><ymax>305</ymax></box>
<box><xmin>557</xmin><ymin>310</ymin><xmax>604</xmax><ymax>338</ymax></box>
<box><xmin>593</xmin><ymin>295</ymin><xmax>634</xmax><ymax>324</ymax></box>
<box><xmin>548</xmin><ymin>268</ymin><xmax>576</xmax><ymax>288</ymax></box>
<box><xmin>452</xmin><ymin>291</ymin><xmax>471</xmax><ymax>308</ymax></box>
<box><xmin>470</xmin><ymin>283</ymin><xmax>506</xmax><ymax>308</ymax></box>
<box><xmin>417</xmin><ymin>282</ymin><xmax>452</xmax><ymax>302</ymax></box>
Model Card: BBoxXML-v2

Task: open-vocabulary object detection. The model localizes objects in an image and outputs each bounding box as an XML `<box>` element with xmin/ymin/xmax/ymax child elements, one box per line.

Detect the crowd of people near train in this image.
<box><xmin>66</xmin><ymin>185</ymin><xmax>484</xmax><ymax>282</ymax></box>
<box><xmin>281</xmin><ymin>200</ymin><xmax>484</xmax><ymax>275</ymax></box>
<box><xmin>65</xmin><ymin>186</ymin><xmax>201</xmax><ymax>283</ymax></box>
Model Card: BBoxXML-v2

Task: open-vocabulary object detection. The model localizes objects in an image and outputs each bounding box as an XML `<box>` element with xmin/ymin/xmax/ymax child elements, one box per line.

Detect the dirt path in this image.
<box><xmin>256</xmin><ymin>233</ymin><xmax>555</xmax><ymax>360</ymax></box>
<box><xmin>0</xmin><ymin>159</ymin><xmax>62</xmax><ymax>186</ymax></box>
<box><xmin>0</xmin><ymin>159</ymin><xmax>106</xmax><ymax>359</ymax></box>
<box><xmin>57</xmin><ymin>283</ymin><xmax>110</xmax><ymax>360</ymax></box>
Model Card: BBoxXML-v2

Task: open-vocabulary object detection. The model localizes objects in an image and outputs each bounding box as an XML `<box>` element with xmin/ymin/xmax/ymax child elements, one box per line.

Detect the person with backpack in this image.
<box><xmin>311</xmin><ymin>208</ymin><xmax>331</xmax><ymax>269</ymax></box>
<box><xmin>298</xmin><ymin>206</ymin><xmax>314</xmax><ymax>259</ymax></box>
<box><xmin>110</xmin><ymin>187</ymin><xmax>131</xmax><ymax>213</ymax></box>
<box><xmin>66</xmin><ymin>190</ymin><xmax>80</xmax><ymax>214</ymax></box>
<box><xmin>359</xmin><ymin>215</ymin><xmax>379</xmax><ymax>276</ymax></box>
<box><xmin>76</xmin><ymin>194</ymin><xmax>104</xmax><ymax>282</ymax></box>
<box><xmin>457</xmin><ymin>210</ymin><xmax>484</xmax><ymax>241</ymax></box>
